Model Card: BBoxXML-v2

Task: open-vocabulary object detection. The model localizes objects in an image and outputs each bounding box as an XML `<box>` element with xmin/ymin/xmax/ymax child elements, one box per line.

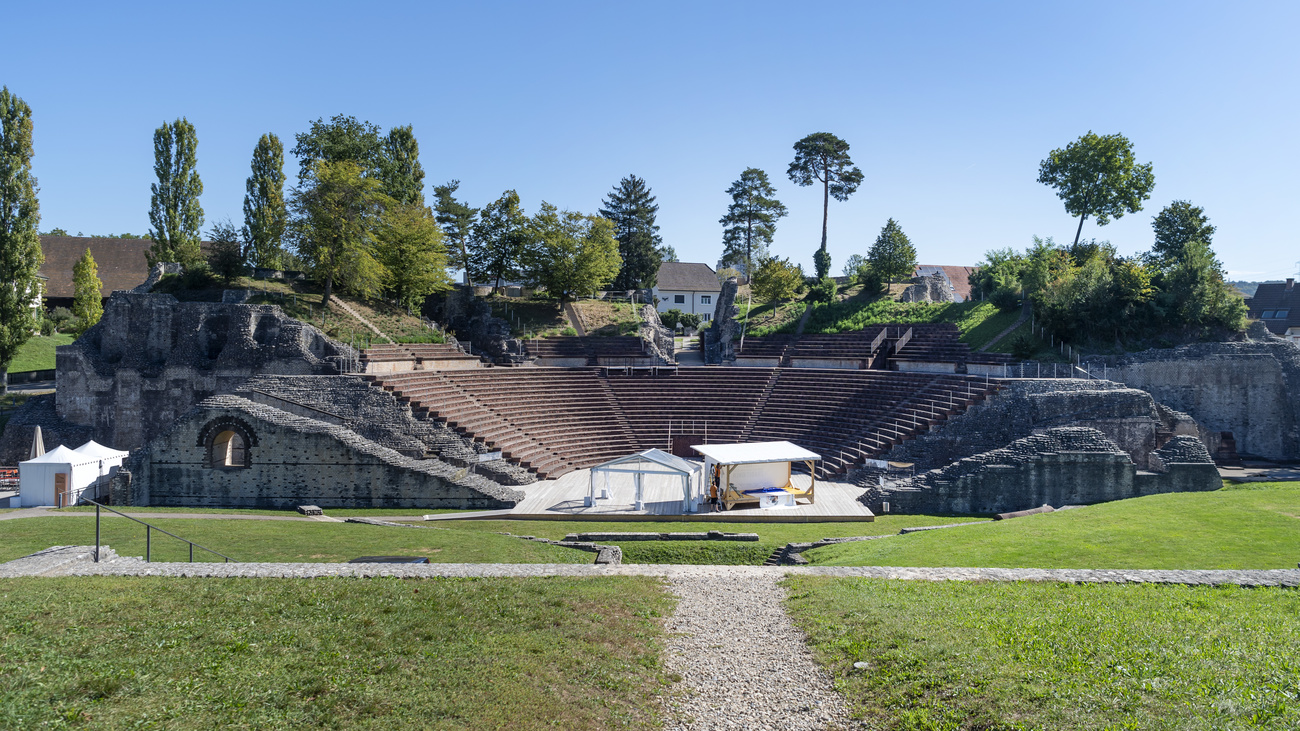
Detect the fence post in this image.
<box><xmin>146</xmin><ymin>525</ymin><xmax>151</xmax><ymax>563</ymax></box>
<box><xmin>95</xmin><ymin>504</ymin><xmax>100</xmax><ymax>563</ymax></box>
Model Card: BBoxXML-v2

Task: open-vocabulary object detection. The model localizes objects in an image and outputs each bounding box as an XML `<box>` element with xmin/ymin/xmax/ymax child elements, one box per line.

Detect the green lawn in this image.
<box><xmin>785</xmin><ymin>577</ymin><xmax>1300</xmax><ymax>730</ymax></box>
<box><xmin>808</xmin><ymin>481</ymin><xmax>1300</xmax><ymax>569</ymax></box>
<box><xmin>435</xmin><ymin>516</ymin><xmax>987</xmax><ymax>565</ymax></box>
<box><xmin>0</xmin><ymin>576</ymin><xmax>672</xmax><ymax>730</ymax></box>
<box><xmin>0</xmin><ymin>517</ymin><xmax>591</xmax><ymax>564</ymax></box>
<box><xmin>8</xmin><ymin>333</ymin><xmax>74</xmax><ymax>373</ymax></box>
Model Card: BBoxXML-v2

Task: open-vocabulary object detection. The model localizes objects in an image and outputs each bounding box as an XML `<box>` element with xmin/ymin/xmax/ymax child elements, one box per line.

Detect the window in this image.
<box><xmin>674</xmin><ymin>294</ymin><xmax>685</xmax><ymax>304</ymax></box>
<box><xmin>700</xmin><ymin>295</ymin><xmax>712</xmax><ymax>305</ymax></box>
<box><xmin>1261</xmin><ymin>311</ymin><xmax>1275</xmax><ymax>319</ymax></box>
<box><xmin>210</xmin><ymin>430</ymin><xmax>247</xmax><ymax>468</ymax></box>
<box><xmin>701</xmin><ymin>313</ymin><xmax>712</xmax><ymax>322</ymax></box>
<box><xmin>1274</xmin><ymin>310</ymin><xmax>1289</xmax><ymax>319</ymax></box>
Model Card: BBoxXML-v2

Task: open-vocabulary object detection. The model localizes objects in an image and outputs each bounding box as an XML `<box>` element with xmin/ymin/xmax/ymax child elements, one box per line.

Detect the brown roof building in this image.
<box><xmin>37</xmin><ymin>236</ymin><xmax>154</xmax><ymax>303</ymax></box>
<box><xmin>1245</xmin><ymin>279</ymin><xmax>1300</xmax><ymax>343</ymax></box>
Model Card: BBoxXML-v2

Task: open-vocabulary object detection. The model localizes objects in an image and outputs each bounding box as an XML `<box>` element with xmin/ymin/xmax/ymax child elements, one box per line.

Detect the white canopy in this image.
<box><xmin>73</xmin><ymin>440</ymin><xmax>129</xmax><ymax>461</ymax></box>
<box><xmin>19</xmin><ymin>441</ymin><xmax>128</xmax><ymax>507</ymax></box>
<box><xmin>588</xmin><ymin>448</ymin><xmax>701</xmax><ymax>512</ymax></box>
<box><xmin>22</xmin><ymin>444</ymin><xmax>91</xmax><ymax>466</ymax></box>
<box><xmin>692</xmin><ymin>441</ymin><xmax>821</xmax><ymax>465</ymax></box>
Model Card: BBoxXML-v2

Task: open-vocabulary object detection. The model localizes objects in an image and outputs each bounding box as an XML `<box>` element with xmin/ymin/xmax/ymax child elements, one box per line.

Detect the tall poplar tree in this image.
<box><xmin>599</xmin><ymin>175</ymin><xmax>662</xmax><ymax>290</ymax></box>
<box><xmin>382</xmin><ymin>125</ymin><xmax>425</xmax><ymax>206</ymax></box>
<box><xmin>788</xmin><ymin>132</ymin><xmax>864</xmax><ymax>278</ymax></box>
<box><xmin>72</xmin><ymin>248</ymin><xmax>103</xmax><ymax>330</ymax></box>
<box><xmin>433</xmin><ymin>180</ymin><xmax>479</xmax><ymax>283</ymax></box>
<box><xmin>0</xmin><ymin>87</ymin><xmax>44</xmax><ymax>394</ymax></box>
<box><xmin>719</xmin><ymin>168</ymin><xmax>788</xmax><ymax>281</ymax></box>
<box><xmin>147</xmin><ymin>117</ymin><xmax>204</xmax><ymax>267</ymax></box>
<box><xmin>242</xmin><ymin>133</ymin><xmax>287</xmax><ymax>269</ymax></box>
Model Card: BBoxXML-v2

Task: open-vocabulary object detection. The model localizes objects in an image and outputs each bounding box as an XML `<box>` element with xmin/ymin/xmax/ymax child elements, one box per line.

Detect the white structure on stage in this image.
<box><xmin>588</xmin><ymin>448</ymin><xmax>700</xmax><ymax>512</ymax></box>
<box><xmin>18</xmin><ymin>440</ymin><xmax>129</xmax><ymax>507</ymax></box>
<box><xmin>693</xmin><ymin>441</ymin><xmax>821</xmax><ymax>510</ymax></box>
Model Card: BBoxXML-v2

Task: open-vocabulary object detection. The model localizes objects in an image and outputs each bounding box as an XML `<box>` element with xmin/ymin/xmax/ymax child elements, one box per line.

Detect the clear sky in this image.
<box><xmin>6</xmin><ymin>1</ymin><xmax>1297</xmax><ymax>280</ymax></box>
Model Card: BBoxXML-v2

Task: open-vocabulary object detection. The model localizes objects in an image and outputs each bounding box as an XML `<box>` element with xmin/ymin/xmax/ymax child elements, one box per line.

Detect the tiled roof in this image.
<box><xmin>1245</xmin><ymin>280</ymin><xmax>1299</xmax><ymax>334</ymax></box>
<box><xmin>38</xmin><ymin>236</ymin><xmax>154</xmax><ymax>299</ymax></box>
<box><xmin>656</xmin><ymin>262</ymin><xmax>720</xmax><ymax>292</ymax></box>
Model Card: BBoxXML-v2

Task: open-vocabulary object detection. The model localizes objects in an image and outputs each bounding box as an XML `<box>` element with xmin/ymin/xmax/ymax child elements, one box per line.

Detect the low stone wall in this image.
<box><xmin>789</xmin><ymin>357</ymin><xmax>869</xmax><ymax>370</ymax></box>
<box><xmin>893</xmin><ymin>360</ymin><xmax>956</xmax><ymax>374</ymax></box>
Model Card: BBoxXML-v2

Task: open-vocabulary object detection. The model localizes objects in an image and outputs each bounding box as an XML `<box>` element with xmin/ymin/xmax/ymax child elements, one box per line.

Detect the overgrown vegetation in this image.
<box><xmin>7</xmin><ymin>333</ymin><xmax>73</xmax><ymax>373</ymax></box>
<box><xmin>0</xmin><ymin>576</ymin><xmax>672</xmax><ymax>730</ymax></box>
<box><xmin>572</xmin><ymin>299</ymin><xmax>641</xmax><ymax>336</ymax></box>
<box><xmin>785</xmin><ymin>577</ymin><xmax>1300</xmax><ymax>730</ymax></box>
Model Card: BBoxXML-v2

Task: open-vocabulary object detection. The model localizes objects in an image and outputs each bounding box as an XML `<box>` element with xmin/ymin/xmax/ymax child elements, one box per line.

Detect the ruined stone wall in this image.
<box><xmin>130</xmin><ymin>396</ymin><xmax>523</xmax><ymax>509</ymax></box>
<box><xmin>638</xmin><ymin>305</ymin><xmax>676</xmax><ymax>365</ymax></box>
<box><xmin>703</xmin><ymin>277</ymin><xmax>740</xmax><ymax>364</ymax></box>
<box><xmin>899</xmin><ymin>273</ymin><xmax>954</xmax><ymax>304</ymax></box>
<box><xmin>53</xmin><ymin>292</ymin><xmax>354</xmax><ymax>451</ymax></box>
<box><xmin>0</xmin><ymin>395</ymin><xmax>92</xmax><ymax>465</ymax></box>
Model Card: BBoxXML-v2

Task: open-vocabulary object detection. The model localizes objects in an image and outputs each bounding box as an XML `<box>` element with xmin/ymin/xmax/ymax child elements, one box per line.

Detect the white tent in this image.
<box><xmin>18</xmin><ymin>440</ymin><xmax>128</xmax><ymax>507</ymax></box>
<box><xmin>693</xmin><ymin>441</ymin><xmax>821</xmax><ymax>510</ymax></box>
<box><xmin>588</xmin><ymin>448</ymin><xmax>700</xmax><ymax>513</ymax></box>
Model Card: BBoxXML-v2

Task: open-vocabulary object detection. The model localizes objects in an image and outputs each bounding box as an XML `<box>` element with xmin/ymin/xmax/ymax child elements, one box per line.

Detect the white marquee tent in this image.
<box><xmin>588</xmin><ymin>448</ymin><xmax>700</xmax><ymax>512</ymax></box>
<box><xmin>19</xmin><ymin>440</ymin><xmax>129</xmax><ymax>507</ymax></box>
<box><xmin>693</xmin><ymin>441</ymin><xmax>821</xmax><ymax>510</ymax></box>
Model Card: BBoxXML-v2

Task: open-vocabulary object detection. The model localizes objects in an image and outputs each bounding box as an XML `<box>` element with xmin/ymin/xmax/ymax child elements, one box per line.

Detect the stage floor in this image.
<box><xmin>507</xmin><ymin>467</ymin><xmax>876</xmax><ymax>522</ymax></box>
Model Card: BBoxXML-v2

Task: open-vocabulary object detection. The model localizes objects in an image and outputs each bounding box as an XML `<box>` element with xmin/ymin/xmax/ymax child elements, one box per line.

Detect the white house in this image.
<box><xmin>18</xmin><ymin>440</ymin><xmax>128</xmax><ymax>507</ymax></box>
<box><xmin>653</xmin><ymin>262</ymin><xmax>722</xmax><ymax>323</ymax></box>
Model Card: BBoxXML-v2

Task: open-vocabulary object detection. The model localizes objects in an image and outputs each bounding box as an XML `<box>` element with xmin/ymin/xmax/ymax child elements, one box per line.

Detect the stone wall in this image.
<box><xmin>0</xmin><ymin>395</ymin><xmax>92</xmax><ymax>465</ymax></box>
<box><xmin>638</xmin><ymin>305</ymin><xmax>676</xmax><ymax>364</ymax></box>
<box><xmin>899</xmin><ymin>273</ymin><xmax>954</xmax><ymax>304</ymax></box>
<box><xmin>703</xmin><ymin>277</ymin><xmax>740</xmax><ymax>364</ymax></box>
<box><xmin>127</xmin><ymin>395</ymin><xmax>524</xmax><ymax>509</ymax></box>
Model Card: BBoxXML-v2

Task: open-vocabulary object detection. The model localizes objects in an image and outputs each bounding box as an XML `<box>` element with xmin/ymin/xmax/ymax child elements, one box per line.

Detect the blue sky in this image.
<box><xmin>7</xmin><ymin>1</ymin><xmax>1298</xmax><ymax>280</ymax></box>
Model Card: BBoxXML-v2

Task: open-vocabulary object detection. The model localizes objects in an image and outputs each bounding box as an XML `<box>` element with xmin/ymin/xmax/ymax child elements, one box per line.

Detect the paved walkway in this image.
<box><xmin>0</xmin><ymin>508</ymin><xmax>397</xmax><ymax>522</ymax></box>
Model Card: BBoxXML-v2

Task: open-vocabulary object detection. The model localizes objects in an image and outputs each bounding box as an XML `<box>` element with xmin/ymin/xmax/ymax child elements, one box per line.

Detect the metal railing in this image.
<box><xmin>83</xmin><ymin>498</ymin><xmax>238</xmax><ymax>564</ymax></box>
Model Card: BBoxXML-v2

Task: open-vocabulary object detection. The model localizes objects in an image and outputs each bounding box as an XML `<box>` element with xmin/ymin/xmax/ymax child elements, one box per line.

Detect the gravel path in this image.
<box><xmin>659</xmin><ymin>573</ymin><xmax>857</xmax><ymax>730</ymax></box>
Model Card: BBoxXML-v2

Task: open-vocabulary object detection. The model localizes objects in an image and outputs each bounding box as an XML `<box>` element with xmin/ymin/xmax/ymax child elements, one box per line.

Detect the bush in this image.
<box><xmin>181</xmin><ymin>262</ymin><xmax>217</xmax><ymax>290</ymax></box>
<box><xmin>560</xmin><ymin>326</ymin><xmax>578</xmax><ymax>336</ymax></box>
<box><xmin>679</xmin><ymin>312</ymin><xmax>701</xmax><ymax>330</ymax></box>
<box><xmin>660</xmin><ymin>308</ymin><xmax>684</xmax><ymax>331</ymax></box>
<box><xmin>808</xmin><ymin>276</ymin><xmax>838</xmax><ymax>303</ymax></box>
<box><xmin>1009</xmin><ymin>333</ymin><xmax>1038</xmax><ymax>360</ymax></box>
<box><xmin>39</xmin><ymin>318</ymin><xmax>55</xmax><ymax>336</ymax></box>
<box><xmin>989</xmin><ymin>287</ymin><xmax>1021</xmax><ymax>313</ymax></box>
<box><xmin>47</xmin><ymin>307</ymin><xmax>76</xmax><ymax>332</ymax></box>
<box><xmin>856</xmin><ymin>265</ymin><xmax>883</xmax><ymax>295</ymax></box>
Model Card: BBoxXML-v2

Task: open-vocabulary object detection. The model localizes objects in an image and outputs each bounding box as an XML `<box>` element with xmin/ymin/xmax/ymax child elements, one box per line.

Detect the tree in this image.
<box><xmin>291</xmin><ymin>160</ymin><xmax>388</xmax><ymax>306</ymax></box>
<box><xmin>382</xmin><ymin>125</ymin><xmax>425</xmax><ymax>206</ymax></box>
<box><xmin>751</xmin><ymin>256</ymin><xmax>803</xmax><ymax>303</ymax></box>
<box><xmin>787</xmin><ymin>133</ymin><xmax>864</xmax><ymax>278</ymax></box>
<box><xmin>1149</xmin><ymin>200</ymin><xmax>1214</xmax><ymax>271</ymax></box>
<box><xmin>470</xmin><ymin>190</ymin><xmax>530</xmax><ymax>292</ymax></box>
<box><xmin>1037</xmin><ymin>131</ymin><xmax>1155</xmax><ymax>247</ymax></box>
<box><xmin>867</xmin><ymin>219</ymin><xmax>917</xmax><ymax>284</ymax></box>
<box><xmin>523</xmin><ymin>203</ymin><xmax>621</xmax><ymax>301</ymax></box>
<box><xmin>659</xmin><ymin>245</ymin><xmax>678</xmax><ymax>263</ymax></box>
<box><xmin>599</xmin><ymin>175</ymin><xmax>662</xmax><ymax>290</ymax></box>
<box><xmin>0</xmin><ymin>87</ymin><xmax>44</xmax><ymax>394</ymax></box>
<box><xmin>242</xmin><ymin>133</ymin><xmax>287</xmax><ymax>269</ymax></box>
<box><xmin>1158</xmin><ymin>239</ymin><xmax>1246</xmax><ymax>332</ymax></box>
<box><xmin>841</xmin><ymin>253</ymin><xmax>868</xmax><ymax>279</ymax></box>
<box><xmin>433</xmin><ymin>180</ymin><xmax>479</xmax><ymax>282</ymax></box>
<box><xmin>376</xmin><ymin>203</ymin><xmax>452</xmax><ymax>312</ymax></box>
<box><xmin>72</xmin><ymin>248</ymin><xmax>104</xmax><ymax>330</ymax></box>
<box><xmin>147</xmin><ymin>118</ymin><xmax>204</xmax><ymax>267</ymax></box>
<box><xmin>719</xmin><ymin>168</ymin><xmax>787</xmax><ymax>281</ymax></box>
<box><xmin>291</xmin><ymin>114</ymin><xmax>389</xmax><ymax>185</ymax></box>
<box><xmin>207</xmin><ymin>219</ymin><xmax>246</xmax><ymax>285</ymax></box>
<box><xmin>660</xmin><ymin>308</ymin><xmax>683</xmax><ymax>330</ymax></box>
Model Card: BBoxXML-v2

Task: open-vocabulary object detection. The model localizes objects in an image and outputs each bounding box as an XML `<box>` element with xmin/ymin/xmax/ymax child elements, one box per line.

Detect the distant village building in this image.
<box><xmin>913</xmin><ymin>265</ymin><xmax>976</xmax><ymax>303</ymax></box>
<box><xmin>37</xmin><ymin>236</ymin><xmax>155</xmax><ymax>307</ymax></box>
<box><xmin>653</xmin><ymin>262</ymin><xmax>722</xmax><ymax>322</ymax></box>
<box><xmin>1246</xmin><ymin>278</ymin><xmax>1300</xmax><ymax>343</ymax></box>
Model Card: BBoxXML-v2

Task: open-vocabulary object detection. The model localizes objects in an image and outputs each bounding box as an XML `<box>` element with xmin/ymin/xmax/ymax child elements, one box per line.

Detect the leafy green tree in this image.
<box><xmin>660</xmin><ymin>308</ymin><xmax>683</xmax><ymax>330</ymax></box>
<box><xmin>1037</xmin><ymin>131</ymin><xmax>1155</xmax><ymax>246</ymax></box>
<box><xmin>433</xmin><ymin>180</ymin><xmax>479</xmax><ymax>282</ymax></box>
<box><xmin>719</xmin><ymin>168</ymin><xmax>787</xmax><ymax>281</ymax></box>
<box><xmin>0</xmin><ymin>87</ymin><xmax>44</xmax><ymax>394</ymax></box>
<box><xmin>841</xmin><ymin>253</ymin><xmax>868</xmax><ymax>279</ymax></box>
<box><xmin>867</xmin><ymin>218</ymin><xmax>917</xmax><ymax>284</ymax></box>
<box><xmin>1158</xmin><ymin>239</ymin><xmax>1246</xmax><ymax>332</ymax></box>
<box><xmin>242</xmin><ymin>133</ymin><xmax>287</xmax><ymax>269</ymax></box>
<box><xmin>659</xmin><ymin>245</ymin><xmax>678</xmax><ymax>263</ymax></box>
<box><xmin>470</xmin><ymin>190</ymin><xmax>530</xmax><ymax>292</ymax></box>
<box><xmin>1149</xmin><ymin>200</ymin><xmax>1214</xmax><ymax>271</ymax></box>
<box><xmin>599</xmin><ymin>175</ymin><xmax>662</xmax><ymax>290</ymax></box>
<box><xmin>679</xmin><ymin>312</ymin><xmax>701</xmax><ymax>330</ymax></box>
<box><xmin>42</xmin><ymin>227</ymin><xmax>68</xmax><ymax>236</ymax></box>
<box><xmin>207</xmin><ymin>219</ymin><xmax>246</xmax><ymax>285</ymax></box>
<box><xmin>787</xmin><ymin>132</ymin><xmax>864</xmax><ymax>278</ymax></box>
<box><xmin>382</xmin><ymin>125</ymin><xmax>425</xmax><ymax>206</ymax></box>
<box><xmin>523</xmin><ymin>203</ymin><xmax>621</xmax><ymax>301</ymax></box>
<box><xmin>291</xmin><ymin>160</ymin><xmax>388</xmax><ymax>305</ymax></box>
<box><xmin>376</xmin><ymin>203</ymin><xmax>452</xmax><ymax>312</ymax></box>
<box><xmin>71</xmin><ymin>248</ymin><xmax>103</xmax><ymax>330</ymax></box>
<box><xmin>147</xmin><ymin>118</ymin><xmax>204</xmax><ymax>267</ymax></box>
<box><xmin>751</xmin><ymin>255</ymin><xmax>803</xmax><ymax>303</ymax></box>
<box><xmin>291</xmin><ymin>114</ymin><xmax>389</xmax><ymax>185</ymax></box>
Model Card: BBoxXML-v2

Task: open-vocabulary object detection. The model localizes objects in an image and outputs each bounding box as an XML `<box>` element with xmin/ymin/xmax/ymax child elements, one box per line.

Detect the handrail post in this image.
<box><xmin>146</xmin><ymin>525</ymin><xmax>151</xmax><ymax>563</ymax></box>
<box><xmin>95</xmin><ymin>504</ymin><xmax>100</xmax><ymax>563</ymax></box>
<box><xmin>189</xmin><ymin>543</ymin><xmax>194</xmax><ymax>562</ymax></box>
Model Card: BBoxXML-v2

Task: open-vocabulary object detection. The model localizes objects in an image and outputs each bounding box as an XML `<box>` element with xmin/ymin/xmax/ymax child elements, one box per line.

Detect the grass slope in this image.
<box><xmin>785</xmin><ymin>577</ymin><xmax>1300</xmax><ymax>730</ymax></box>
<box><xmin>0</xmin><ymin>576</ymin><xmax>672</xmax><ymax>730</ymax></box>
<box><xmin>0</xmin><ymin>517</ymin><xmax>591</xmax><ymax>564</ymax></box>
<box><xmin>808</xmin><ymin>482</ymin><xmax>1300</xmax><ymax>569</ymax></box>
<box><xmin>8</xmin><ymin>333</ymin><xmax>74</xmax><ymax>373</ymax></box>
<box><xmin>572</xmin><ymin>300</ymin><xmax>641</xmax><ymax>336</ymax></box>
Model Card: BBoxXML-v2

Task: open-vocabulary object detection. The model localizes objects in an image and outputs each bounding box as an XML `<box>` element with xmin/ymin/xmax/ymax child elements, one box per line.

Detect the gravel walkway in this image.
<box><xmin>659</xmin><ymin>573</ymin><xmax>857</xmax><ymax>730</ymax></box>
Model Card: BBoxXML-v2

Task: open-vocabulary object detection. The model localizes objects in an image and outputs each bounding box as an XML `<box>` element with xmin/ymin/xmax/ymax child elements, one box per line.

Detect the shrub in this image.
<box><xmin>1009</xmin><ymin>333</ymin><xmax>1038</xmax><ymax>360</ymax></box>
<box><xmin>661</xmin><ymin>308</ymin><xmax>684</xmax><ymax>331</ymax></box>
<box><xmin>181</xmin><ymin>262</ymin><xmax>217</xmax><ymax>290</ymax></box>
<box><xmin>679</xmin><ymin>312</ymin><xmax>701</xmax><ymax>330</ymax></box>
<box><xmin>39</xmin><ymin>318</ymin><xmax>55</xmax><ymax>336</ymax></box>
<box><xmin>47</xmin><ymin>307</ymin><xmax>76</xmax><ymax>332</ymax></box>
<box><xmin>560</xmin><ymin>326</ymin><xmax>578</xmax><ymax>336</ymax></box>
<box><xmin>856</xmin><ymin>264</ymin><xmax>883</xmax><ymax>295</ymax></box>
<box><xmin>808</xmin><ymin>276</ymin><xmax>837</xmax><ymax>303</ymax></box>
<box><xmin>989</xmin><ymin>287</ymin><xmax>1021</xmax><ymax>313</ymax></box>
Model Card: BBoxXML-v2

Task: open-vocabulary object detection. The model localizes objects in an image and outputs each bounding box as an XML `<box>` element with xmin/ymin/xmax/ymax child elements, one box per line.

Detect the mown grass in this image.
<box><xmin>808</xmin><ymin>481</ymin><xmax>1300</xmax><ymax>569</ymax></box>
<box><xmin>785</xmin><ymin>577</ymin><xmax>1300</xmax><ymax>730</ymax></box>
<box><xmin>8</xmin><ymin>333</ymin><xmax>74</xmax><ymax>373</ymax></box>
<box><xmin>436</xmin><ymin>517</ymin><xmax>986</xmax><ymax>565</ymax></box>
<box><xmin>0</xmin><ymin>517</ymin><xmax>591</xmax><ymax>564</ymax></box>
<box><xmin>0</xmin><ymin>576</ymin><xmax>672</xmax><ymax>730</ymax></box>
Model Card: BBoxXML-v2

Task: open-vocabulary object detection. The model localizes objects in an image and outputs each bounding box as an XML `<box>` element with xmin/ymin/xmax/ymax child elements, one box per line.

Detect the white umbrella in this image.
<box><xmin>28</xmin><ymin>426</ymin><xmax>45</xmax><ymax>459</ymax></box>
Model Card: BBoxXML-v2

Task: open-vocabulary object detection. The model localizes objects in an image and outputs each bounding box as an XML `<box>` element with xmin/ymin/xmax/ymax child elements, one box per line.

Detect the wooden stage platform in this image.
<box><xmin>503</xmin><ymin>467</ymin><xmax>876</xmax><ymax>523</ymax></box>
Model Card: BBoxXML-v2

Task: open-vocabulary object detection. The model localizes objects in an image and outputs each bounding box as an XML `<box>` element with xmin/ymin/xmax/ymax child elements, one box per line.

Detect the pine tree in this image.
<box><xmin>242</xmin><ymin>133</ymin><xmax>287</xmax><ymax>269</ymax></box>
<box><xmin>867</xmin><ymin>218</ymin><xmax>918</xmax><ymax>284</ymax></box>
<box><xmin>147</xmin><ymin>118</ymin><xmax>204</xmax><ymax>267</ymax></box>
<box><xmin>788</xmin><ymin>133</ymin><xmax>864</xmax><ymax>278</ymax></box>
<box><xmin>433</xmin><ymin>180</ymin><xmax>479</xmax><ymax>282</ymax></box>
<box><xmin>382</xmin><ymin>125</ymin><xmax>425</xmax><ymax>206</ymax></box>
<box><xmin>599</xmin><ymin>175</ymin><xmax>663</xmax><ymax>290</ymax></box>
<box><xmin>719</xmin><ymin>168</ymin><xmax>787</xmax><ymax>281</ymax></box>
<box><xmin>72</xmin><ymin>248</ymin><xmax>103</xmax><ymax>330</ymax></box>
<box><xmin>0</xmin><ymin>87</ymin><xmax>44</xmax><ymax>394</ymax></box>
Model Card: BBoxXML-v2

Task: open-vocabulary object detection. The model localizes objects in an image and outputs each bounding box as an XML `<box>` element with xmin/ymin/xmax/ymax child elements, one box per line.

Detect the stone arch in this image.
<box><xmin>197</xmin><ymin>416</ymin><xmax>258</xmax><ymax>469</ymax></box>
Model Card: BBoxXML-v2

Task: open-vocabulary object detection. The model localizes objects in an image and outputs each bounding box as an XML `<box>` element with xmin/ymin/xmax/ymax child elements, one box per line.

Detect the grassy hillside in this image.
<box><xmin>807</xmin><ymin>481</ymin><xmax>1300</xmax><ymax>569</ymax></box>
<box><xmin>8</xmin><ymin>333</ymin><xmax>74</xmax><ymax>373</ymax></box>
<box><xmin>571</xmin><ymin>300</ymin><xmax>640</xmax><ymax>336</ymax></box>
<box><xmin>488</xmin><ymin>298</ymin><xmax>570</xmax><ymax>337</ymax></box>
